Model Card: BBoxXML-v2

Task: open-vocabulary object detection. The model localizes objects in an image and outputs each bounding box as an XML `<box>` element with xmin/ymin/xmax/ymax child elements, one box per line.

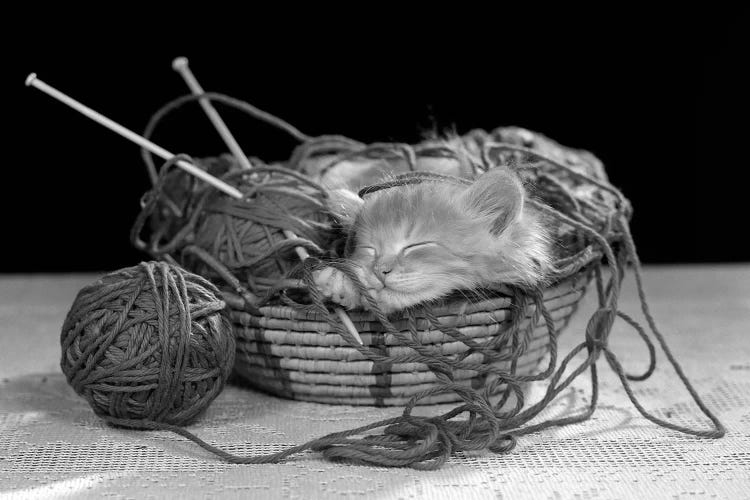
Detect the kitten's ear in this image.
<box><xmin>461</xmin><ymin>167</ymin><xmax>524</xmax><ymax>235</ymax></box>
<box><xmin>326</xmin><ymin>188</ymin><xmax>364</xmax><ymax>227</ymax></box>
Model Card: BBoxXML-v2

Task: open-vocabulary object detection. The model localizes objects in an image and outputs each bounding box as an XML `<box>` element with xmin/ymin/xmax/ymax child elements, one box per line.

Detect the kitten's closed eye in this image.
<box><xmin>356</xmin><ymin>242</ymin><xmax>438</xmax><ymax>259</ymax></box>
<box><xmin>402</xmin><ymin>242</ymin><xmax>438</xmax><ymax>256</ymax></box>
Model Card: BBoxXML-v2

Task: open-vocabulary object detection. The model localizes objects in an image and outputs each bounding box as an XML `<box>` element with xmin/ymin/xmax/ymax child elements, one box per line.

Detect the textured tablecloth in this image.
<box><xmin>1</xmin><ymin>265</ymin><xmax>748</xmax><ymax>499</ymax></box>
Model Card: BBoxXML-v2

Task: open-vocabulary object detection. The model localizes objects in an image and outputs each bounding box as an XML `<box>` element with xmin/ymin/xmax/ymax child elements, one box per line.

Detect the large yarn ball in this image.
<box><xmin>146</xmin><ymin>155</ymin><xmax>239</xmax><ymax>243</ymax></box>
<box><xmin>190</xmin><ymin>169</ymin><xmax>333</xmax><ymax>288</ymax></box>
<box><xmin>60</xmin><ymin>261</ymin><xmax>235</xmax><ymax>428</ymax></box>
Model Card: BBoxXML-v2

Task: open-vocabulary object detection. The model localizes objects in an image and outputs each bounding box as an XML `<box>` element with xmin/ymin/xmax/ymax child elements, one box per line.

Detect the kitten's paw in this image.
<box><xmin>312</xmin><ymin>267</ymin><xmax>335</xmax><ymax>297</ymax></box>
<box><xmin>312</xmin><ymin>267</ymin><xmax>361</xmax><ymax>310</ymax></box>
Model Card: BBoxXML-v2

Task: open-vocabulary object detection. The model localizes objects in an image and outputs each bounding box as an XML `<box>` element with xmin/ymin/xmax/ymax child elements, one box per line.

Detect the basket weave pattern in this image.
<box><xmin>227</xmin><ymin>268</ymin><xmax>591</xmax><ymax>406</ymax></box>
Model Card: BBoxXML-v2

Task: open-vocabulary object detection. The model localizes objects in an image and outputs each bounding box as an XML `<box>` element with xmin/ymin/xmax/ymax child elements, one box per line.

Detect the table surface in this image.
<box><xmin>1</xmin><ymin>265</ymin><xmax>749</xmax><ymax>500</ymax></box>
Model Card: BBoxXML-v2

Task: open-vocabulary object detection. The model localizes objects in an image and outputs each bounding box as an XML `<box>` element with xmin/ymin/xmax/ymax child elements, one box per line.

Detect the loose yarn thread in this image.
<box><xmin>126</xmin><ymin>92</ymin><xmax>724</xmax><ymax>469</ymax></box>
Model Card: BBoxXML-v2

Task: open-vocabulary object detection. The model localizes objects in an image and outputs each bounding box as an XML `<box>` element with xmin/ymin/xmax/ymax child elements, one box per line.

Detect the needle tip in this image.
<box><xmin>25</xmin><ymin>73</ymin><xmax>37</xmax><ymax>87</ymax></box>
<box><xmin>172</xmin><ymin>57</ymin><xmax>189</xmax><ymax>71</ymax></box>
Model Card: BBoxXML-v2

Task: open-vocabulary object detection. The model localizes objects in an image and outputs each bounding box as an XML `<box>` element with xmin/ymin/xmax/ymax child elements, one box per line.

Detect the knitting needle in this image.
<box><xmin>24</xmin><ymin>73</ymin><xmax>243</xmax><ymax>199</ymax></box>
<box><xmin>26</xmin><ymin>72</ymin><xmax>362</xmax><ymax>343</ymax></box>
<box><xmin>169</xmin><ymin>62</ymin><xmax>364</xmax><ymax>346</ymax></box>
<box><xmin>282</xmin><ymin>230</ymin><xmax>363</xmax><ymax>344</ymax></box>
<box><xmin>172</xmin><ymin>57</ymin><xmax>253</xmax><ymax>170</ymax></box>
<box><xmin>26</xmin><ymin>67</ymin><xmax>364</xmax><ymax>346</ymax></box>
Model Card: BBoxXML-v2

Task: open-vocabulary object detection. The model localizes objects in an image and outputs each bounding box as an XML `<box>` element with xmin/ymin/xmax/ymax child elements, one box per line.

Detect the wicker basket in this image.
<box><xmin>216</xmin><ymin>126</ymin><xmax>613</xmax><ymax>406</ymax></box>
<box><xmin>225</xmin><ymin>268</ymin><xmax>592</xmax><ymax>406</ymax></box>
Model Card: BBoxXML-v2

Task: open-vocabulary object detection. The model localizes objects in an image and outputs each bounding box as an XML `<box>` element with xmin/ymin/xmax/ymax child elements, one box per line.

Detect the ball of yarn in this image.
<box><xmin>189</xmin><ymin>168</ymin><xmax>334</xmax><ymax>289</ymax></box>
<box><xmin>146</xmin><ymin>155</ymin><xmax>239</xmax><ymax>242</ymax></box>
<box><xmin>60</xmin><ymin>261</ymin><xmax>235</xmax><ymax>428</ymax></box>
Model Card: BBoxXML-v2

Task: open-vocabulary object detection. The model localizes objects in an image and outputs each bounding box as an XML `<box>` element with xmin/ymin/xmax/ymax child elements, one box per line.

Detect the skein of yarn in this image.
<box><xmin>133</xmin><ymin>157</ymin><xmax>337</xmax><ymax>301</ymax></box>
<box><xmin>189</xmin><ymin>166</ymin><xmax>334</xmax><ymax>287</ymax></box>
<box><xmin>60</xmin><ymin>261</ymin><xmax>235</xmax><ymax>429</ymax></box>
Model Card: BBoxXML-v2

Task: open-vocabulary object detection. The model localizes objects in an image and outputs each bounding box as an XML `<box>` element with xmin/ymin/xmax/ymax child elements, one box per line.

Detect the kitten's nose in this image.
<box><xmin>373</xmin><ymin>261</ymin><xmax>393</xmax><ymax>284</ymax></box>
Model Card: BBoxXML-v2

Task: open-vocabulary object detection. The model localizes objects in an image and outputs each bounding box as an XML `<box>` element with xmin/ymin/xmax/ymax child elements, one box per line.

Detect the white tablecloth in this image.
<box><xmin>1</xmin><ymin>265</ymin><xmax>749</xmax><ymax>499</ymax></box>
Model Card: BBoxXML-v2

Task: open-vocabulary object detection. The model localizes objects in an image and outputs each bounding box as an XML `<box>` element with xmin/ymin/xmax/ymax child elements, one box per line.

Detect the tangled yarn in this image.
<box><xmin>124</xmin><ymin>91</ymin><xmax>725</xmax><ymax>469</ymax></box>
<box><xmin>60</xmin><ymin>261</ymin><xmax>235</xmax><ymax>429</ymax></box>
<box><xmin>132</xmin><ymin>155</ymin><xmax>335</xmax><ymax>308</ymax></box>
<box><xmin>190</xmin><ymin>167</ymin><xmax>332</xmax><ymax>283</ymax></box>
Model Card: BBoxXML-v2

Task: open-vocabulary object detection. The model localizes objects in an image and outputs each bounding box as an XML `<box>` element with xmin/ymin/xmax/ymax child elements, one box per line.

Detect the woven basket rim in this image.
<box><xmin>222</xmin><ymin>264</ymin><xmax>594</xmax><ymax>321</ymax></box>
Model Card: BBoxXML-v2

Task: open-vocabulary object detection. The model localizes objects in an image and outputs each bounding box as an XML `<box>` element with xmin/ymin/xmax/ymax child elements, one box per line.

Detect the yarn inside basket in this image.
<box><xmin>60</xmin><ymin>261</ymin><xmax>235</xmax><ymax>428</ymax></box>
<box><xmin>123</xmin><ymin>91</ymin><xmax>725</xmax><ymax>469</ymax></box>
<box><xmin>132</xmin><ymin>154</ymin><xmax>338</xmax><ymax>307</ymax></box>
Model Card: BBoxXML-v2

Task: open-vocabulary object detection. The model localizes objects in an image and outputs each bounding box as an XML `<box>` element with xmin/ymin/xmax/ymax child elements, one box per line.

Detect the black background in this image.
<box><xmin>6</xmin><ymin>10</ymin><xmax>749</xmax><ymax>272</ymax></box>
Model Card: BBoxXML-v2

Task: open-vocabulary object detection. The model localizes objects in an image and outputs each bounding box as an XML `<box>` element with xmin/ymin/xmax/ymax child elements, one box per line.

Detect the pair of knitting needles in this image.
<box><xmin>25</xmin><ymin>59</ymin><xmax>364</xmax><ymax>345</ymax></box>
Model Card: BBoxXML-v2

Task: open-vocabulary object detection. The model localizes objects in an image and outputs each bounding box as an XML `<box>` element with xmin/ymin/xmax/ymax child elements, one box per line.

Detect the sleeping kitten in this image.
<box><xmin>313</xmin><ymin>166</ymin><xmax>553</xmax><ymax>314</ymax></box>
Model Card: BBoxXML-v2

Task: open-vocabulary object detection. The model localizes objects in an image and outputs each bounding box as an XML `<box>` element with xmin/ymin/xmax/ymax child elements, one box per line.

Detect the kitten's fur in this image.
<box><xmin>313</xmin><ymin>165</ymin><xmax>553</xmax><ymax>314</ymax></box>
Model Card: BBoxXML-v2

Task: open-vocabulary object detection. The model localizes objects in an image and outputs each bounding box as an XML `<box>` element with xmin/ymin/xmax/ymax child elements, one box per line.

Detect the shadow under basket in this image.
<box><xmin>225</xmin><ymin>269</ymin><xmax>591</xmax><ymax>406</ymax></box>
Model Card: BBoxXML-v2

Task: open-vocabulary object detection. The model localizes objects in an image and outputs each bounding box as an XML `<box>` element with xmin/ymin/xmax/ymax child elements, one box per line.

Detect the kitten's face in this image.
<box><xmin>328</xmin><ymin>167</ymin><xmax>549</xmax><ymax>312</ymax></box>
<box><xmin>349</xmin><ymin>183</ymin><xmax>492</xmax><ymax>304</ymax></box>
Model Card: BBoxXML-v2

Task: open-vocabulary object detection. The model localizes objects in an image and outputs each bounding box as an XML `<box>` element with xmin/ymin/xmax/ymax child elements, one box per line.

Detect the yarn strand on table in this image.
<box><xmin>126</xmin><ymin>89</ymin><xmax>724</xmax><ymax>468</ymax></box>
